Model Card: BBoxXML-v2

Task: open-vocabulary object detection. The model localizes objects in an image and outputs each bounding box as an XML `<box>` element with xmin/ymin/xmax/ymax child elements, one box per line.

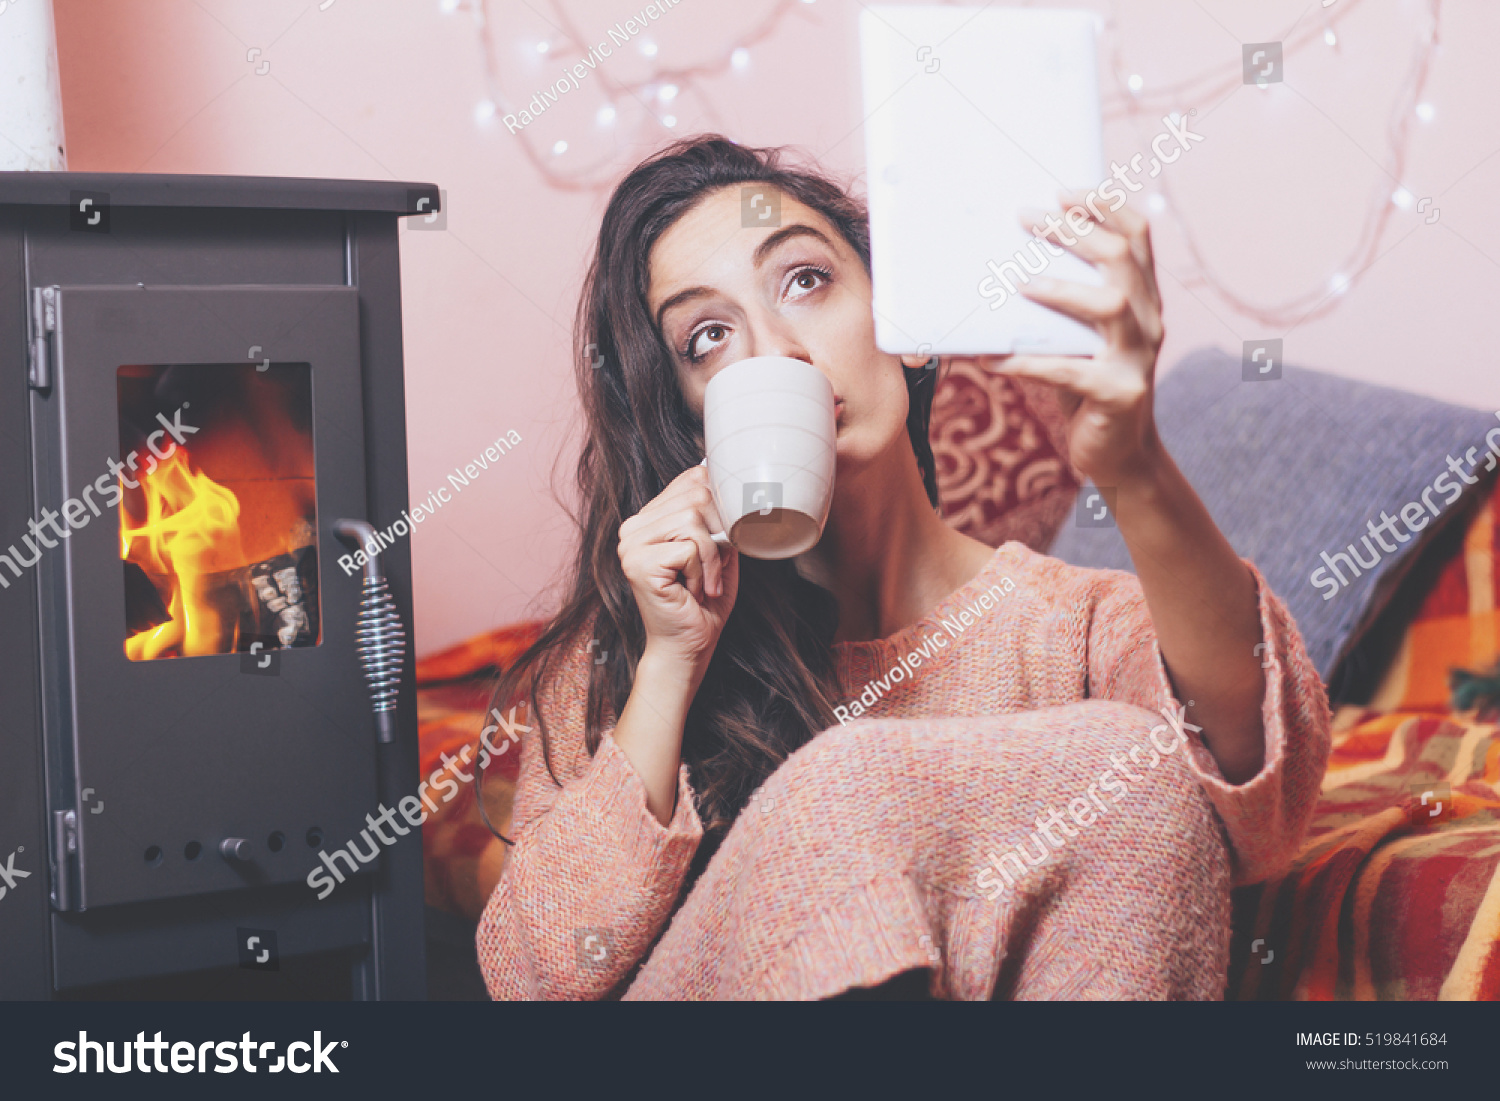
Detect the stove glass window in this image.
<box><xmin>117</xmin><ymin>363</ymin><xmax>321</xmax><ymax>661</ymax></box>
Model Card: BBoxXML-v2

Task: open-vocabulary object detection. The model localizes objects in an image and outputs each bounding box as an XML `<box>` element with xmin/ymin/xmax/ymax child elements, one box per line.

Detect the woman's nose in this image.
<box><xmin>746</xmin><ymin>319</ymin><xmax>813</xmax><ymax>366</ymax></box>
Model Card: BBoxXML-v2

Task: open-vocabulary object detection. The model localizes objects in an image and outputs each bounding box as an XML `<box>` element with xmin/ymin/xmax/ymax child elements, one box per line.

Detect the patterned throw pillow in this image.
<box><xmin>932</xmin><ymin>358</ymin><xmax>1078</xmax><ymax>550</ymax></box>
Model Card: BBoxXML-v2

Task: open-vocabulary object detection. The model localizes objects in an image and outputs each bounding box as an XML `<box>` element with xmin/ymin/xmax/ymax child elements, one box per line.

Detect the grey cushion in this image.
<box><xmin>1047</xmin><ymin>346</ymin><xmax>1500</xmax><ymax>681</ymax></box>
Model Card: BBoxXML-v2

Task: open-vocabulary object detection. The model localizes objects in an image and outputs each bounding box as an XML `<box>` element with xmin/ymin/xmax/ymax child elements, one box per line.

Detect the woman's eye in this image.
<box><xmin>786</xmin><ymin>266</ymin><xmax>831</xmax><ymax>301</ymax></box>
<box><xmin>688</xmin><ymin>323</ymin><xmax>728</xmax><ymax>361</ymax></box>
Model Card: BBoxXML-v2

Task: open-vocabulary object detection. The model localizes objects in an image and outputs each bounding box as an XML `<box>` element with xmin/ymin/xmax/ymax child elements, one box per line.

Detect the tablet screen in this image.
<box><xmin>860</xmin><ymin>5</ymin><xmax>1108</xmax><ymax>356</ymax></box>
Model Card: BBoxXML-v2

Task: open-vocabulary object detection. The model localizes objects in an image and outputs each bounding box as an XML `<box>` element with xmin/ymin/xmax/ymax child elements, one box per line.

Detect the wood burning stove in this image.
<box><xmin>0</xmin><ymin>173</ymin><xmax>435</xmax><ymax>1000</ymax></box>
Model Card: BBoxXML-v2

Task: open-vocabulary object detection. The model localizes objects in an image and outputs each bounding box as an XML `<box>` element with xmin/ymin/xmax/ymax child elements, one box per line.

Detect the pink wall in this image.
<box><xmin>52</xmin><ymin>0</ymin><xmax>1500</xmax><ymax>656</ymax></box>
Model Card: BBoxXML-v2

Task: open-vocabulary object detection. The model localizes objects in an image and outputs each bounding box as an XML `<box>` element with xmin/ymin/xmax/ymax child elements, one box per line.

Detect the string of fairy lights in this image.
<box><xmin>453</xmin><ymin>0</ymin><xmax>1446</xmax><ymax>327</ymax></box>
<box><xmin>454</xmin><ymin>0</ymin><xmax>818</xmax><ymax>192</ymax></box>
<box><xmin>1101</xmin><ymin>0</ymin><xmax>1444</xmax><ymax>329</ymax></box>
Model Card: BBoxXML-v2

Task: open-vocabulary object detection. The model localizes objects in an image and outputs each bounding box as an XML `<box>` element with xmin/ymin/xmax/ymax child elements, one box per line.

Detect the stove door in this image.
<box><xmin>33</xmin><ymin>284</ymin><xmax>384</xmax><ymax>910</ymax></box>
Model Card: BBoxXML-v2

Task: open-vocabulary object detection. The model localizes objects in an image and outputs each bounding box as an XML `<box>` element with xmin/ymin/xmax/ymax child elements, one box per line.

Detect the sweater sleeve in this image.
<box><xmin>475</xmin><ymin>633</ymin><xmax>704</xmax><ymax>1000</ymax></box>
<box><xmin>1085</xmin><ymin>558</ymin><xmax>1333</xmax><ymax>886</ymax></box>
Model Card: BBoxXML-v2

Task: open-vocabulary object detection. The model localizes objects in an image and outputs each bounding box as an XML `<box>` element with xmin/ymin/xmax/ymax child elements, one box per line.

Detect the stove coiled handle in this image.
<box><xmin>334</xmin><ymin>519</ymin><xmax>407</xmax><ymax>744</ymax></box>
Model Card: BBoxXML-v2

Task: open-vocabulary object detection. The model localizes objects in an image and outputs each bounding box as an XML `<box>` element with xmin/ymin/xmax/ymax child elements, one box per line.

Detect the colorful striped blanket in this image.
<box><xmin>1230</xmin><ymin>488</ymin><xmax>1500</xmax><ymax>1000</ymax></box>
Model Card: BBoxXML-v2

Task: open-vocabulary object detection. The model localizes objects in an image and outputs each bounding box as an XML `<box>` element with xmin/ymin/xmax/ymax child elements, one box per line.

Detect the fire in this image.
<box><xmin>121</xmin><ymin>446</ymin><xmax>247</xmax><ymax>661</ymax></box>
<box><xmin>117</xmin><ymin>364</ymin><xmax>321</xmax><ymax>661</ymax></box>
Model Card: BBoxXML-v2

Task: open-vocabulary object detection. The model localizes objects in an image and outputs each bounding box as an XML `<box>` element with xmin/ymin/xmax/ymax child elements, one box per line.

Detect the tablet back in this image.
<box><xmin>860</xmin><ymin>5</ymin><xmax>1106</xmax><ymax>356</ymax></box>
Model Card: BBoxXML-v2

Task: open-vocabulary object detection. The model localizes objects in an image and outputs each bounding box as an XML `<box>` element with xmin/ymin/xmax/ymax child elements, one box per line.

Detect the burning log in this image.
<box><xmin>119</xmin><ymin>447</ymin><xmax>320</xmax><ymax>659</ymax></box>
<box><xmin>246</xmin><ymin>545</ymin><xmax>319</xmax><ymax>650</ymax></box>
<box><xmin>123</xmin><ymin>560</ymin><xmax>171</xmax><ymax>636</ymax></box>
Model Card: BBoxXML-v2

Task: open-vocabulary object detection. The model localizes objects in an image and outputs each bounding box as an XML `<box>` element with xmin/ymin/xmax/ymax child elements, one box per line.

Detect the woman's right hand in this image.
<box><xmin>612</xmin><ymin>464</ymin><xmax>738</xmax><ymax>824</ymax></box>
<box><xmin>617</xmin><ymin>463</ymin><xmax>740</xmax><ymax>682</ymax></box>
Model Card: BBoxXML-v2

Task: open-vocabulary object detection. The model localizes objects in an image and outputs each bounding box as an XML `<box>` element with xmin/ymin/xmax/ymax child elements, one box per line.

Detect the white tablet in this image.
<box><xmin>859</xmin><ymin>5</ymin><xmax>1107</xmax><ymax>356</ymax></box>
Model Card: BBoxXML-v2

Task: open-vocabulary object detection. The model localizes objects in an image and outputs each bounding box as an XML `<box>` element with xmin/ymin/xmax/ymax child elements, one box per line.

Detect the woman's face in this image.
<box><xmin>646</xmin><ymin>185</ymin><xmax>913</xmax><ymax>471</ymax></box>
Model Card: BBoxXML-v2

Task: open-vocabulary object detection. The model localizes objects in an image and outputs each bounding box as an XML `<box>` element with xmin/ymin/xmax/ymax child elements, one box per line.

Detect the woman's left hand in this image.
<box><xmin>976</xmin><ymin>189</ymin><xmax>1165</xmax><ymax>489</ymax></box>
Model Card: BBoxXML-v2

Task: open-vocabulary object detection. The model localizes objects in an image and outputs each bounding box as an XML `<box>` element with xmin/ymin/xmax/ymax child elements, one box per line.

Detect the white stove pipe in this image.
<box><xmin>0</xmin><ymin>0</ymin><xmax>68</xmax><ymax>170</ymax></box>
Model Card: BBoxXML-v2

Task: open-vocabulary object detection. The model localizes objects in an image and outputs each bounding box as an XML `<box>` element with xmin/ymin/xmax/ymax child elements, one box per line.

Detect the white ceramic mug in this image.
<box><xmin>702</xmin><ymin>356</ymin><xmax>837</xmax><ymax>560</ymax></box>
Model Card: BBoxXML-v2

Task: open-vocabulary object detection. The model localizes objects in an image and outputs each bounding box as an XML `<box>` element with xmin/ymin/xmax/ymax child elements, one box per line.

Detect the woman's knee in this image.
<box><xmin>988</xmin><ymin>700</ymin><xmax>1228</xmax><ymax>879</ymax></box>
<box><xmin>1065</xmin><ymin>726</ymin><xmax>1228</xmax><ymax>892</ymax></box>
<box><xmin>1031</xmin><ymin>700</ymin><xmax>1209</xmax><ymax>802</ymax></box>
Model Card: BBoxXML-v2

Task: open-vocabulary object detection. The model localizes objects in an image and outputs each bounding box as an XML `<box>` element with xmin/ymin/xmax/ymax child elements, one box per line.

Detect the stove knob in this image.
<box><xmin>219</xmin><ymin>838</ymin><xmax>252</xmax><ymax>862</ymax></box>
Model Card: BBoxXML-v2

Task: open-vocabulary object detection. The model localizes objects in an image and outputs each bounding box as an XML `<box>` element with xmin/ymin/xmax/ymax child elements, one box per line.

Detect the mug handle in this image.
<box><xmin>699</xmin><ymin>457</ymin><xmax>734</xmax><ymax>545</ymax></box>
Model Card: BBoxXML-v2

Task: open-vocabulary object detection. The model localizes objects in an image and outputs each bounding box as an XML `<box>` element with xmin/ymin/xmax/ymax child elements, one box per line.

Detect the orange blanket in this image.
<box><xmin>1229</xmin><ymin>490</ymin><xmax>1500</xmax><ymax>1000</ymax></box>
<box><xmin>415</xmin><ymin>622</ymin><xmax>538</xmax><ymax>921</ymax></box>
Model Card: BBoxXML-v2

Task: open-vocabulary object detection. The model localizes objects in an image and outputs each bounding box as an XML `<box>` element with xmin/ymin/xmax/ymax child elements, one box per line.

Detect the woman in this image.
<box><xmin>475</xmin><ymin>135</ymin><xmax>1332</xmax><ymax>1000</ymax></box>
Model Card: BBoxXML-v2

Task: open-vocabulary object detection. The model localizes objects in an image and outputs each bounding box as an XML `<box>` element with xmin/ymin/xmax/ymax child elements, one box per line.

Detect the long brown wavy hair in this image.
<box><xmin>483</xmin><ymin>134</ymin><xmax>941</xmax><ymax>852</ymax></box>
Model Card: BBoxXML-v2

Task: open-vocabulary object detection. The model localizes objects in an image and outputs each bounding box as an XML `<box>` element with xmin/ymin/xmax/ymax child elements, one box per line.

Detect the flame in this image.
<box><xmin>121</xmin><ymin>446</ymin><xmax>246</xmax><ymax>661</ymax></box>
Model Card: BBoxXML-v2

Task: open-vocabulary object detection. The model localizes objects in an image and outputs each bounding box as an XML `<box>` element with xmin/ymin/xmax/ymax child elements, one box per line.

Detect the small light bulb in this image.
<box><xmin>474</xmin><ymin>99</ymin><xmax>496</xmax><ymax>124</ymax></box>
<box><xmin>662</xmin><ymin>114</ymin><xmax>677</xmax><ymax>127</ymax></box>
<box><xmin>659</xmin><ymin>84</ymin><xmax>679</xmax><ymax>102</ymax></box>
<box><xmin>1391</xmin><ymin>187</ymin><xmax>1414</xmax><ymax>210</ymax></box>
<box><xmin>597</xmin><ymin>104</ymin><xmax>616</xmax><ymax>126</ymax></box>
<box><xmin>1324</xmin><ymin>29</ymin><xmax>1336</xmax><ymax>46</ymax></box>
<box><xmin>552</xmin><ymin>140</ymin><xmax>568</xmax><ymax>156</ymax></box>
<box><xmin>536</xmin><ymin>41</ymin><xmax>549</xmax><ymax>55</ymax></box>
<box><xmin>1128</xmin><ymin>74</ymin><xmax>1143</xmax><ymax>93</ymax></box>
<box><xmin>1146</xmin><ymin>193</ymin><xmax>1166</xmax><ymax>214</ymax></box>
<box><xmin>1415</xmin><ymin>102</ymin><xmax>1435</xmax><ymax>123</ymax></box>
<box><xmin>640</xmin><ymin>40</ymin><xmax>658</xmax><ymax>57</ymax></box>
<box><xmin>731</xmin><ymin>47</ymin><xmax>750</xmax><ymax>70</ymax></box>
<box><xmin>1329</xmin><ymin>272</ymin><xmax>1350</xmax><ymax>296</ymax></box>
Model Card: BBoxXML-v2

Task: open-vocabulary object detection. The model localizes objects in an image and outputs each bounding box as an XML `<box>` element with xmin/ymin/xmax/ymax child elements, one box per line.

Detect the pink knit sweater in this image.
<box><xmin>476</xmin><ymin>542</ymin><xmax>1333</xmax><ymax>999</ymax></box>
